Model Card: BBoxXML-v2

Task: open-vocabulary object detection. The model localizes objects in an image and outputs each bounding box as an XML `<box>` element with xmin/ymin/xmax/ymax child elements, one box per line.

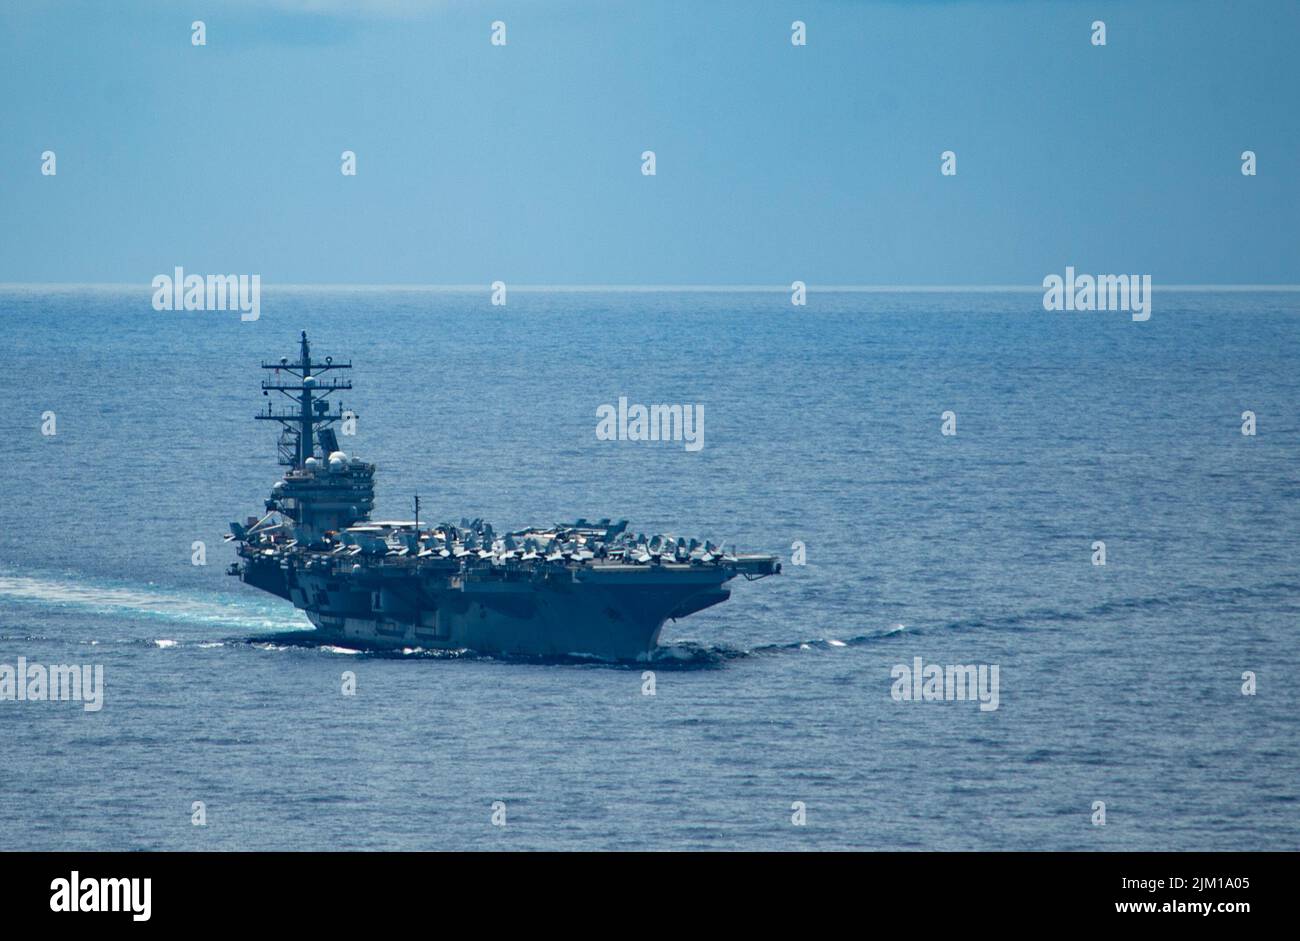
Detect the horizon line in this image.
<box><xmin>2</xmin><ymin>282</ymin><xmax>1300</xmax><ymax>293</ymax></box>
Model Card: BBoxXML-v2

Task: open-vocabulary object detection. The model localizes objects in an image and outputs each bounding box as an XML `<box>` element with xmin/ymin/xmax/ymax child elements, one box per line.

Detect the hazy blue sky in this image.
<box><xmin>1</xmin><ymin>0</ymin><xmax>1296</xmax><ymax>285</ymax></box>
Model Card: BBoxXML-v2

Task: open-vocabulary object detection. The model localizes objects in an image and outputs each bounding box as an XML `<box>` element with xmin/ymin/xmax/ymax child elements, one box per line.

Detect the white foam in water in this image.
<box><xmin>650</xmin><ymin>645</ymin><xmax>695</xmax><ymax>661</ymax></box>
<box><xmin>0</xmin><ymin>574</ymin><xmax>307</xmax><ymax>631</ymax></box>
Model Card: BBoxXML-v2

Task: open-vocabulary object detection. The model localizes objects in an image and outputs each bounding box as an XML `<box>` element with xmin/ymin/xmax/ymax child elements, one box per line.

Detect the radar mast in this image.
<box><xmin>255</xmin><ymin>331</ymin><xmax>354</xmax><ymax>466</ymax></box>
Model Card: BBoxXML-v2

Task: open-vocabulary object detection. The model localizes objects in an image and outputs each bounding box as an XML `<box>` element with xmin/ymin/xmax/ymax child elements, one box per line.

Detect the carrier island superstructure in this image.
<box><xmin>226</xmin><ymin>333</ymin><xmax>780</xmax><ymax>659</ymax></box>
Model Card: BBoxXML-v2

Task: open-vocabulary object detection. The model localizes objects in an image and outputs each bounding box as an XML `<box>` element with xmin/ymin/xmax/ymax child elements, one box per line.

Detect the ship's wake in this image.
<box><xmin>0</xmin><ymin>573</ymin><xmax>309</xmax><ymax>634</ymax></box>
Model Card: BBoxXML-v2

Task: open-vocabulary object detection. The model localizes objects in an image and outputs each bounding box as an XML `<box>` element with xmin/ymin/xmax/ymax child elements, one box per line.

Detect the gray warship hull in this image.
<box><xmin>243</xmin><ymin>553</ymin><xmax>741</xmax><ymax>659</ymax></box>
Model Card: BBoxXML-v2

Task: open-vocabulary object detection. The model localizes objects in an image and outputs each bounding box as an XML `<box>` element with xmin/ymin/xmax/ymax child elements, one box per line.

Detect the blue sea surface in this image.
<box><xmin>1</xmin><ymin>286</ymin><xmax>1297</xmax><ymax>850</ymax></box>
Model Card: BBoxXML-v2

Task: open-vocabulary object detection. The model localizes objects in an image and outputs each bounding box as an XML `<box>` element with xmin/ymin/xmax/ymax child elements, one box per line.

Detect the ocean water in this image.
<box><xmin>1</xmin><ymin>286</ymin><xmax>1297</xmax><ymax>851</ymax></box>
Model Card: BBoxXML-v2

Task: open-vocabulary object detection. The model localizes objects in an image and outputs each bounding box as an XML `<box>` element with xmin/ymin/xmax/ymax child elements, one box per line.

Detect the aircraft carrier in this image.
<box><xmin>226</xmin><ymin>333</ymin><xmax>780</xmax><ymax>659</ymax></box>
